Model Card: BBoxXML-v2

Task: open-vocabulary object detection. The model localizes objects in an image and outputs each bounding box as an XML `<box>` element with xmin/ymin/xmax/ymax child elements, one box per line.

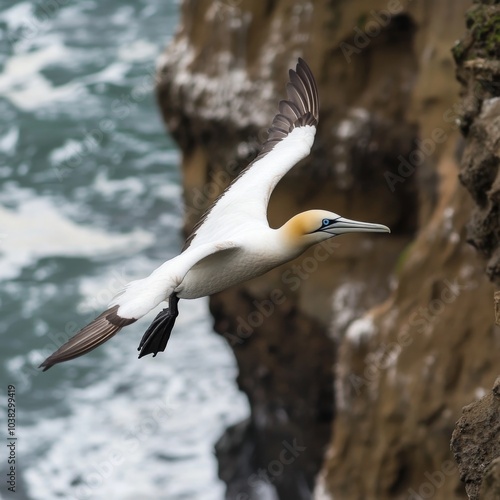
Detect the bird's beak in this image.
<box><xmin>323</xmin><ymin>217</ymin><xmax>391</xmax><ymax>235</ymax></box>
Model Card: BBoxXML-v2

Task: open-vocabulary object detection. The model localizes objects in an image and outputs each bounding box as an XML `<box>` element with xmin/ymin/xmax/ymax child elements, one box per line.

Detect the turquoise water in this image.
<box><xmin>0</xmin><ymin>1</ymin><xmax>248</xmax><ymax>498</ymax></box>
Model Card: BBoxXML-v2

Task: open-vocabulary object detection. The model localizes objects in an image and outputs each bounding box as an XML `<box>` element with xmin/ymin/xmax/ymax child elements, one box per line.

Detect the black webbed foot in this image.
<box><xmin>138</xmin><ymin>294</ymin><xmax>179</xmax><ymax>358</ymax></box>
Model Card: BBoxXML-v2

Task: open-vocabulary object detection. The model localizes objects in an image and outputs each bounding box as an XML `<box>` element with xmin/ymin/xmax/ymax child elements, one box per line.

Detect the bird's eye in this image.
<box><xmin>322</xmin><ymin>218</ymin><xmax>330</xmax><ymax>226</ymax></box>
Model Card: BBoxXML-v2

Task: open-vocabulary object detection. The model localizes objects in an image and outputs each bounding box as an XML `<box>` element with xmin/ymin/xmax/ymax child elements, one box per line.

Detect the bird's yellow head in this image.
<box><xmin>281</xmin><ymin>209</ymin><xmax>390</xmax><ymax>250</ymax></box>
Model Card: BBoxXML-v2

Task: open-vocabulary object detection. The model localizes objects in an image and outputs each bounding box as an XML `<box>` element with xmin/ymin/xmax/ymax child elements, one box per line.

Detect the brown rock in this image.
<box><xmin>495</xmin><ymin>291</ymin><xmax>500</xmax><ymax>326</ymax></box>
<box><xmin>480</xmin><ymin>457</ymin><xmax>500</xmax><ymax>500</ymax></box>
<box><xmin>454</xmin><ymin>1</ymin><xmax>500</xmax><ymax>286</ymax></box>
<box><xmin>451</xmin><ymin>377</ymin><xmax>500</xmax><ymax>500</ymax></box>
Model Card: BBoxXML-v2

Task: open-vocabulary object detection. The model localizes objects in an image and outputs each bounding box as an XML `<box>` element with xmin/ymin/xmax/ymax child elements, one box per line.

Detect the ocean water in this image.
<box><xmin>0</xmin><ymin>1</ymin><xmax>248</xmax><ymax>499</ymax></box>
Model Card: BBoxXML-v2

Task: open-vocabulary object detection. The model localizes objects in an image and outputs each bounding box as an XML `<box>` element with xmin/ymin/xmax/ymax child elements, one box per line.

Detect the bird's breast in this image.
<box><xmin>176</xmin><ymin>244</ymin><xmax>286</xmax><ymax>299</ymax></box>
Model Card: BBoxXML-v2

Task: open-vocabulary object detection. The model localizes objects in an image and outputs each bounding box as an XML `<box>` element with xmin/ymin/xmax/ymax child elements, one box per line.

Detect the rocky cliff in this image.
<box><xmin>449</xmin><ymin>2</ymin><xmax>500</xmax><ymax>499</ymax></box>
<box><xmin>156</xmin><ymin>1</ymin><xmax>499</xmax><ymax>499</ymax></box>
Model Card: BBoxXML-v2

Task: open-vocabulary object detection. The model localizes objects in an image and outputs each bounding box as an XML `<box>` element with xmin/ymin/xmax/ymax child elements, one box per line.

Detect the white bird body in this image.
<box><xmin>112</xmin><ymin>124</ymin><xmax>317</xmax><ymax>316</ymax></box>
<box><xmin>116</xmin><ymin>225</ymin><xmax>298</xmax><ymax>314</ymax></box>
<box><xmin>179</xmin><ymin>228</ymin><xmax>298</xmax><ymax>299</ymax></box>
<box><xmin>40</xmin><ymin>59</ymin><xmax>390</xmax><ymax>371</ymax></box>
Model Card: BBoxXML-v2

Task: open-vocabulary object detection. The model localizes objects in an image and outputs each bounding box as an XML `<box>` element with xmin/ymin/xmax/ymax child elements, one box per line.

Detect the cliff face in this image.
<box><xmin>156</xmin><ymin>1</ymin><xmax>499</xmax><ymax>499</ymax></box>
<box><xmin>449</xmin><ymin>3</ymin><xmax>500</xmax><ymax>499</ymax></box>
<box><xmin>453</xmin><ymin>0</ymin><xmax>500</xmax><ymax>285</ymax></box>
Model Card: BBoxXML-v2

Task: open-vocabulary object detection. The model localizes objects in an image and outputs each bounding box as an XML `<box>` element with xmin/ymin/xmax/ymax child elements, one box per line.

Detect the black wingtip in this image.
<box><xmin>297</xmin><ymin>57</ymin><xmax>307</xmax><ymax>74</ymax></box>
<box><xmin>39</xmin><ymin>361</ymin><xmax>52</xmax><ymax>372</ymax></box>
<box><xmin>297</xmin><ymin>57</ymin><xmax>310</xmax><ymax>71</ymax></box>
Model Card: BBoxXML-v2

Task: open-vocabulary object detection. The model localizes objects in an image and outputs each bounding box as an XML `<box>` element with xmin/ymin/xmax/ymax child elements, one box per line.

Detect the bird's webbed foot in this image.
<box><xmin>138</xmin><ymin>294</ymin><xmax>179</xmax><ymax>358</ymax></box>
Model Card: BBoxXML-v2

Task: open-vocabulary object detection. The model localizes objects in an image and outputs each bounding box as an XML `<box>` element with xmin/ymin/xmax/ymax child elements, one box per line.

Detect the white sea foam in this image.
<box><xmin>0</xmin><ymin>2</ymin><xmax>34</xmax><ymax>30</ymax></box>
<box><xmin>0</xmin><ymin>127</ymin><xmax>19</xmax><ymax>155</ymax></box>
<box><xmin>118</xmin><ymin>39</ymin><xmax>159</xmax><ymax>63</ymax></box>
<box><xmin>21</xmin><ymin>298</ymin><xmax>248</xmax><ymax>500</ymax></box>
<box><xmin>0</xmin><ymin>43</ymin><xmax>83</xmax><ymax>111</ymax></box>
<box><xmin>0</xmin><ymin>41</ymin><xmax>131</xmax><ymax>111</ymax></box>
<box><xmin>0</xmin><ymin>196</ymin><xmax>154</xmax><ymax>280</ymax></box>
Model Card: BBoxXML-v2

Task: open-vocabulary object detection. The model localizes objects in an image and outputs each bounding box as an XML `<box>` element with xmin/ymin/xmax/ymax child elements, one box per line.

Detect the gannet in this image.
<box><xmin>40</xmin><ymin>59</ymin><xmax>390</xmax><ymax>371</ymax></box>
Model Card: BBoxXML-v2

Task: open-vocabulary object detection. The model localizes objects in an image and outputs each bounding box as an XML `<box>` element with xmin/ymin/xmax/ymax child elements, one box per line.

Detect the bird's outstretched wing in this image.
<box><xmin>39</xmin><ymin>307</ymin><xmax>135</xmax><ymax>371</ymax></box>
<box><xmin>184</xmin><ymin>58</ymin><xmax>319</xmax><ymax>250</ymax></box>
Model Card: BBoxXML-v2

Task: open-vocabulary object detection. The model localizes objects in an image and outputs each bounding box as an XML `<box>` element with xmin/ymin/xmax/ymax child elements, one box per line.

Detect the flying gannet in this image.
<box><xmin>40</xmin><ymin>58</ymin><xmax>390</xmax><ymax>371</ymax></box>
